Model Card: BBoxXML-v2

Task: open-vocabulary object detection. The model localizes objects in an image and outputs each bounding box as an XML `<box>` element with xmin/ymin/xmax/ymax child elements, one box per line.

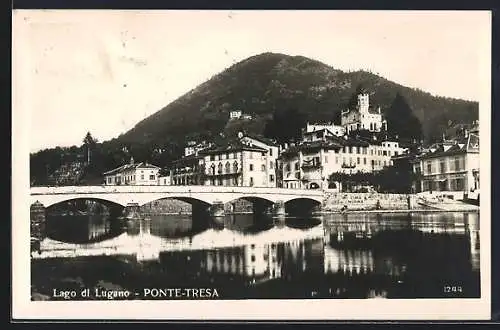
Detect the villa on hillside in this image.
<box><xmin>278</xmin><ymin>91</ymin><xmax>404</xmax><ymax>190</ymax></box>
<box><xmin>341</xmin><ymin>92</ymin><xmax>387</xmax><ymax>134</ymax></box>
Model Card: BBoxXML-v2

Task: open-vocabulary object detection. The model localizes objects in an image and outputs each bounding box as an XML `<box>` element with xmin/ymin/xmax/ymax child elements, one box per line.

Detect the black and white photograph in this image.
<box><xmin>12</xmin><ymin>10</ymin><xmax>491</xmax><ymax>320</ymax></box>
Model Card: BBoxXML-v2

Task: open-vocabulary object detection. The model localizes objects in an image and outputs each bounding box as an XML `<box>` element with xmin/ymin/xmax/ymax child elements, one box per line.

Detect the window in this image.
<box><xmin>218</xmin><ymin>163</ymin><xmax>223</xmax><ymax>174</ymax></box>
<box><xmin>261</xmin><ymin>152</ymin><xmax>266</xmax><ymax>157</ymax></box>
<box><xmin>440</xmin><ymin>160</ymin><xmax>446</xmax><ymax>173</ymax></box>
<box><xmin>285</xmin><ymin>163</ymin><xmax>291</xmax><ymax>171</ymax></box>
<box><xmin>383</xmin><ymin>151</ymin><xmax>387</xmax><ymax>156</ymax></box>
<box><xmin>225</xmin><ymin>162</ymin><xmax>231</xmax><ymax>173</ymax></box>
<box><xmin>270</xmin><ymin>161</ymin><xmax>274</xmax><ymax>169</ymax></box>
<box><xmin>357</xmin><ymin>157</ymin><xmax>360</xmax><ymax>164</ymax></box>
<box><xmin>233</xmin><ymin>161</ymin><xmax>238</xmax><ymax>173</ymax></box>
<box><xmin>394</xmin><ymin>151</ymin><xmax>398</xmax><ymax>156</ymax></box>
<box><xmin>363</xmin><ymin>158</ymin><xmax>366</xmax><ymax>165</ymax></box>
<box><xmin>249</xmin><ymin>164</ymin><xmax>254</xmax><ymax>171</ymax></box>
<box><xmin>107</xmin><ymin>177</ymin><xmax>112</xmax><ymax>184</ymax></box>
<box><xmin>233</xmin><ymin>177</ymin><xmax>238</xmax><ymax>185</ymax></box>
<box><xmin>357</xmin><ymin>147</ymin><xmax>360</xmax><ymax>154</ymax></box>
<box><xmin>294</xmin><ymin>162</ymin><xmax>299</xmax><ymax>170</ymax></box>
<box><xmin>210</xmin><ymin>155</ymin><xmax>215</xmax><ymax>161</ymax></box>
<box><xmin>261</xmin><ymin>164</ymin><xmax>266</xmax><ymax>171</ymax></box>
<box><xmin>149</xmin><ymin>175</ymin><xmax>155</xmax><ymax>180</ymax></box>
<box><xmin>270</xmin><ymin>149</ymin><xmax>273</xmax><ymax>156</ymax></box>
<box><xmin>211</xmin><ymin>164</ymin><xmax>216</xmax><ymax>175</ymax></box>
<box><xmin>454</xmin><ymin>157</ymin><xmax>461</xmax><ymax>171</ymax></box>
<box><xmin>218</xmin><ymin>178</ymin><xmax>223</xmax><ymax>185</ymax></box>
<box><xmin>427</xmin><ymin>161</ymin><xmax>432</xmax><ymax>174</ymax></box>
<box><xmin>270</xmin><ymin>174</ymin><xmax>275</xmax><ymax>182</ymax></box>
<box><xmin>249</xmin><ymin>177</ymin><xmax>254</xmax><ymax>186</ymax></box>
<box><xmin>141</xmin><ymin>175</ymin><xmax>144</xmax><ymax>180</ymax></box>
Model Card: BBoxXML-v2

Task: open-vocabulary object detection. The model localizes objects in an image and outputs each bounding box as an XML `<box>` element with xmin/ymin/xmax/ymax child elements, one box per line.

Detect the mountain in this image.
<box><xmin>118</xmin><ymin>52</ymin><xmax>478</xmax><ymax>148</ymax></box>
<box><xmin>30</xmin><ymin>52</ymin><xmax>479</xmax><ymax>185</ymax></box>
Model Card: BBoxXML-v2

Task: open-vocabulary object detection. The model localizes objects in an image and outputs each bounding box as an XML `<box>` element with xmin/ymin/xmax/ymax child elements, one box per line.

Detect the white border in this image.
<box><xmin>11</xmin><ymin>10</ymin><xmax>492</xmax><ymax>320</ymax></box>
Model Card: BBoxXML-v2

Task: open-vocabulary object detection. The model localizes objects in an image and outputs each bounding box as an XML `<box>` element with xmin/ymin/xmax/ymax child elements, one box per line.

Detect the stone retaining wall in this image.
<box><xmin>323</xmin><ymin>192</ymin><xmax>415</xmax><ymax>211</ymax></box>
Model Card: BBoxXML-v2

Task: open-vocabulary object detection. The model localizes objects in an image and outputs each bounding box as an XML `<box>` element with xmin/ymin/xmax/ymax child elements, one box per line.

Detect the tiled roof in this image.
<box><xmin>416</xmin><ymin>134</ymin><xmax>479</xmax><ymax>160</ymax></box>
<box><xmin>199</xmin><ymin>140</ymin><xmax>267</xmax><ymax>155</ymax></box>
<box><xmin>103</xmin><ymin>162</ymin><xmax>160</xmax><ymax>175</ymax></box>
<box><xmin>242</xmin><ymin>134</ymin><xmax>279</xmax><ymax>147</ymax></box>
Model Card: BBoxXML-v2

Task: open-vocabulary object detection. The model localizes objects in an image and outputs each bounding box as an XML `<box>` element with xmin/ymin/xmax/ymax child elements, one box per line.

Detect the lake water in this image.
<box><xmin>31</xmin><ymin>211</ymin><xmax>480</xmax><ymax>300</ymax></box>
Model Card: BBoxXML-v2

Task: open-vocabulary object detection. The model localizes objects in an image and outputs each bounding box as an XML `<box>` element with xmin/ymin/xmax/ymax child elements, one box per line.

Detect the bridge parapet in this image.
<box><xmin>30</xmin><ymin>185</ymin><xmax>325</xmax><ymax>208</ymax></box>
<box><xmin>30</xmin><ymin>185</ymin><xmax>324</xmax><ymax>196</ymax></box>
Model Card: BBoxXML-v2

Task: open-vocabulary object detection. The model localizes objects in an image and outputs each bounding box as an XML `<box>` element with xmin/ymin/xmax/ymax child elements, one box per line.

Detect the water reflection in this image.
<box><xmin>35</xmin><ymin>211</ymin><xmax>480</xmax><ymax>299</ymax></box>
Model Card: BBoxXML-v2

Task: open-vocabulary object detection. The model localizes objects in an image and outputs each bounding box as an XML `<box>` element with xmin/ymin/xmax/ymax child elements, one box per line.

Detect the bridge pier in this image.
<box><xmin>30</xmin><ymin>201</ymin><xmax>46</xmax><ymax>251</ymax></box>
<box><xmin>210</xmin><ymin>201</ymin><xmax>225</xmax><ymax>218</ymax></box>
<box><xmin>273</xmin><ymin>200</ymin><xmax>286</xmax><ymax>217</ymax></box>
<box><xmin>123</xmin><ymin>203</ymin><xmax>142</xmax><ymax>219</ymax></box>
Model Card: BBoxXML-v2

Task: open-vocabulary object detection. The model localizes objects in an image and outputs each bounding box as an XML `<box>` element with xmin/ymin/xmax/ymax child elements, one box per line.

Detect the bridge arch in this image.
<box><xmin>136</xmin><ymin>195</ymin><xmax>214</xmax><ymax>207</ymax></box>
<box><xmin>31</xmin><ymin>195</ymin><xmax>129</xmax><ymax>208</ymax></box>
<box><xmin>284</xmin><ymin>196</ymin><xmax>323</xmax><ymax>204</ymax></box>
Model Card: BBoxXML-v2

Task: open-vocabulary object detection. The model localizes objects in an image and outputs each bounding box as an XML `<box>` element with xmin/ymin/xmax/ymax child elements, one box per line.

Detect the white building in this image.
<box><xmin>158</xmin><ymin>175</ymin><xmax>171</xmax><ymax>186</ymax></box>
<box><xmin>303</xmin><ymin>122</ymin><xmax>345</xmax><ymax>137</ymax></box>
<box><xmin>279</xmin><ymin>134</ymin><xmax>405</xmax><ymax>190</ymax></box>
<box><xmin>229</xmin><ymin>109</ymin><xmax>242</xmax><ymax>120</ymax></box>
<box><xmin>200</xmin><ymin>139</ymin><xmax>276</xmax><ymax>188</ymax></box>
<box><xmin>411</xmin><ymin>132</ymin><xmax>479</xmax><ymax>198</ymax></box>
<box><xmin>103</xmin><ymin>158</ymin><xmax>161</xmax><ymax>186</ymax></box>
<box><xmin>341</xmin><ymin>93</ymin><xmax>387</xmax><ymax>135</ymax></box>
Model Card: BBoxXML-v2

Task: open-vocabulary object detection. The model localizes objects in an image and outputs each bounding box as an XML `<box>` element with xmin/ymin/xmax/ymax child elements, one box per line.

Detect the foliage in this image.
<box><xmin>328</xmin><ymin>166</ymin><xmax>415</xmax><ymax>194</ymax></box>
<box><xmin>385</xmin><ymin>93</ymin><xmax>423</xmax><ymax>141</ymax></box>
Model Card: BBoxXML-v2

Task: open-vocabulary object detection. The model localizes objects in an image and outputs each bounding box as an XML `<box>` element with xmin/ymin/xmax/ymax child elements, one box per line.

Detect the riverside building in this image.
<box><xmin>410</xmin><ymin>130</ymin><xmax>479</xmax><ymax>198</ymax></box>
<box><xmin>169</xmin><ymin>133</ymin><xmax>279</xmax><ymax>187</ymax></box>
<box><xmin>103</xmin><ymin>158</ymin><xmax>161</xmax><ymax>186</ymax></box>
<box><xmin>279</xmin><ymin>90</ymin><xmax>404</xmax><ymax>190</ymax></box>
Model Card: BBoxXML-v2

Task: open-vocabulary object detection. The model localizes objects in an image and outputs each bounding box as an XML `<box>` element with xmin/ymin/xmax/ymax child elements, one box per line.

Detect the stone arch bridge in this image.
<box><xmin>30</xmin><ymin>185</ymin><xmax>325</xmax><ymax>221</ymax></box>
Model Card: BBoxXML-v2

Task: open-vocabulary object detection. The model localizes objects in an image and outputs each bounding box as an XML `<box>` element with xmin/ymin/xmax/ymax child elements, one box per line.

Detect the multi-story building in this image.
<box><xmin>170</xmin><ymin>154</ymin><xmax>205</xmax><ymax>186</ymax></box>
<box><xmin>341</xmin><ymin>92</ymin><xmax>387</xmax><ymax>135</ymax></box>
<box><xmin>200</xmin><ymin>140</ymin><xmax>275</xmax><ymax>187</ymax></box>
<box><xmin>411</xmin><ymin>132</ymin><xmax>479</xmax><ymax>197</ymax></box>
<box><xmin>279</xmin><ymin>134</ymin><xmax>405</xmax><ymax>190</ymax></box>
<box><xmin>169</xmin><ymin>133</ymin><xmax>279</xmax><ymax>187</ymax></box>
<box><xmin>103</xmin><ymin>158</ymin><xmax>161</xmax><ymax>185</ymax></box>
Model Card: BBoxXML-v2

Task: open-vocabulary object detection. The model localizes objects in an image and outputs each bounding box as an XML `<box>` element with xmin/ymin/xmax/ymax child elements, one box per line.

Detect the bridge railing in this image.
<box><xmin>30</xmin><ymin>185</ymin><xmax>324</xmax><ymax>196</ymax></box>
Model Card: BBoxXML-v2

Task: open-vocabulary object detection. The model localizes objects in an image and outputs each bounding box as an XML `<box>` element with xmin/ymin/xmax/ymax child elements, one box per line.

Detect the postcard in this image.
<box><xmin>12</xmin><ymin>9</ymin><xmax>492</xmax><ymax>320</ymax></box>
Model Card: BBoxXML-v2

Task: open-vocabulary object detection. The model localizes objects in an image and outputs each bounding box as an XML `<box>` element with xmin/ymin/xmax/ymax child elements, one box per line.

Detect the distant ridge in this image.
<box><xmin>118</xmin><ymin>52</ymin><xmax>478</xmax><ymax>147</ymax></box>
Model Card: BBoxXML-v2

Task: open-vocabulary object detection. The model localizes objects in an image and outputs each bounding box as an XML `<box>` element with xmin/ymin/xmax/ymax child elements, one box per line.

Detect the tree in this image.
<box><xmin>385</xmin><ymin>92</ymin><xmax>423</xmax><ymax>142</ymax></box>
<box><xmin>264</xmin><ymin>106</ymin><xmax>307</xmax><ymax>144</ymax></box>
<box><xmin>346</xmin><ymin>84</ymin><xmax>367</xmax><ymax>111</ymax></box>
<box><xmin>82</xmin><ymin>132</ymin><xmax>97</xmax><ymax>164</ymax></box>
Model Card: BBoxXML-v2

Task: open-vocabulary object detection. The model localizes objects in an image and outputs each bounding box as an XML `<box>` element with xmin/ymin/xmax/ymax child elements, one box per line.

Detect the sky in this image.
<box><xmin>12</xmin><ymin>10</ymin><xmax>491</xmax><ymax>153</ymax></box>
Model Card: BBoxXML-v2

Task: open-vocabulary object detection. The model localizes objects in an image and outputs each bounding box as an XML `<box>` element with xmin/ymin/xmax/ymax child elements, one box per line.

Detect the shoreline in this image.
<box><xmin>140</xmin><ymin>208</ymin><xmax>480</xmax><ymax>217</ymax></box>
